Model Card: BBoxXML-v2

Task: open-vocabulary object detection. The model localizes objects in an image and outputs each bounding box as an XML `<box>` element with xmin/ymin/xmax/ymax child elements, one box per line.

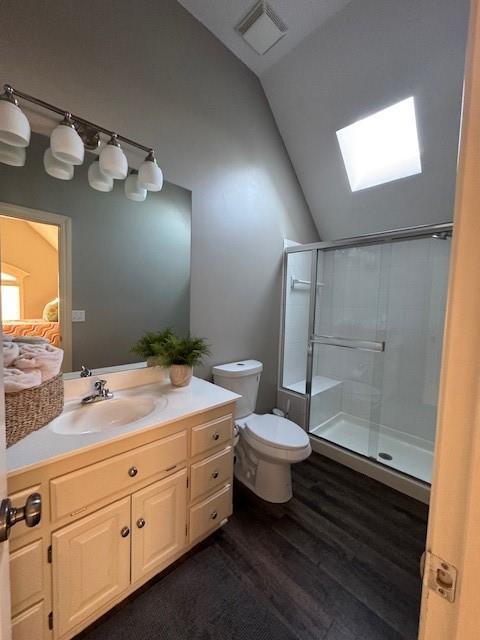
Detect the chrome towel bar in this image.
<box><xmin>310</xmin><ymin>335</ymin><xmax>385</xmax><ymax>352</ymax></box>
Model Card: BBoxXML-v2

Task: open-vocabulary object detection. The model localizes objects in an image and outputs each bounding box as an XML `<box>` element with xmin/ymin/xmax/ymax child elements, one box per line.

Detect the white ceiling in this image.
<box><xmin>177</xmin><ymin>0</ymin><xmax>353</xmax><ymax>76</ymax></box>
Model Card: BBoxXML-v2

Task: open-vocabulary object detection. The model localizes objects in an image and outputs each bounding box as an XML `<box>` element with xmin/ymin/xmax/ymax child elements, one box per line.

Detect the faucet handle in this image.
<box><xmin>95</xmin><ymin>379</ymin><xmax>107</xmax><ymax>391</ymax></box>
<box><xmin>80</xmin><ymin>365</ymin><xmax>92</xmax><ymax>378</ymax></box>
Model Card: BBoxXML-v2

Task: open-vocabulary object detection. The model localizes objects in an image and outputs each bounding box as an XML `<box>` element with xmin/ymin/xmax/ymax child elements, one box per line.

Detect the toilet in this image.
<box><xmin>212</xmin><ymin>359</ymin><xmax>311</xmax><ymax>503</ymax></box>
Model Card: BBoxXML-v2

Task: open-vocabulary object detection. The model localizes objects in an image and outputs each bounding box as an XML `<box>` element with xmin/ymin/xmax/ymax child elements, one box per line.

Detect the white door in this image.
<box><xmin>418</xmin><ymin>0</ymin><xmax>480</xmax><ymax>638</ymax></box>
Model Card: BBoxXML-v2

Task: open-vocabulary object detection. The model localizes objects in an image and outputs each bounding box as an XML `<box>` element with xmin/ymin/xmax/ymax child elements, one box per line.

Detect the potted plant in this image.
<box><xmin>157</xmin><ymin>334</ymin><xmax>210</xmax><ymax>387</ymax></box>
<box><xmin>131</xmin><ymin>328</ymin><xmax>174</xmax><ymax>367</ymax></box>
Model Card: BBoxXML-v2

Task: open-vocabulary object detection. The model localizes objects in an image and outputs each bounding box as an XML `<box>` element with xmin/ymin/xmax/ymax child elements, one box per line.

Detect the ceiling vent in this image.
<box><xmin>236</xmin><ymin>1</ymin><xmax>287</xmax><ymax>55</ymax></box>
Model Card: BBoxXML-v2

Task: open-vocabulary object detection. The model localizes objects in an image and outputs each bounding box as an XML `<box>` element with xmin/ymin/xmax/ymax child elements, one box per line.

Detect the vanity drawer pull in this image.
<box><xmin>211</xmin><ymin>470</ymin><xmax>219</xmax><ymax>480</ymax></box>
<box><xmin>165</xmin><ymin>465</ymin><xmax>176</xmax><ymax>472</ymax></box>
<box><xmin>136</xmin><ymin>518</ymin><xmax>145</xmax><ymax>529</ymax></box>
<box><xmin>212</xmin><ymin>432</ymin><xmax>220</xmax><ymax>441</ymax></box>
<box><xmin>128</xmin><ymin>466</ymin><xmax>138</xmax><ymax>478</ymax></box>
<box><xmin>210</xmin><ymin>510</ymin><xmax>218</xmax><ymax>520</ymax></box>
<box><xmin>120</xmin><ymin>526</ymin><xmax>130</xmax><ymax>538</ymax></box>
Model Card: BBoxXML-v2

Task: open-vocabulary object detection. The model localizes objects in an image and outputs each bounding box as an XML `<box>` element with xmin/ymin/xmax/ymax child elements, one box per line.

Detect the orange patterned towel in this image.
<box><xmin>3</xmin><ymin>321</ymin><xmax>60</xmax><ymax>347</ymax></box>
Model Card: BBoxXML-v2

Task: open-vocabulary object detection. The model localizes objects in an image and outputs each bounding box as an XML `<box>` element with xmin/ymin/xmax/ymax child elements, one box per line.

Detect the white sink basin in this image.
<box><xmin>50</xmin><ymin>395</ymin><xmax>165</xmax><ymax>435</ymax></box>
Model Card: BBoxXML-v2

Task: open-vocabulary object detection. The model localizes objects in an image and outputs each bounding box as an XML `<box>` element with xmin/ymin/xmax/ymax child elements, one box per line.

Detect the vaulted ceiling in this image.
<box><xmin>179</xmin><ymin>0</ymin><xmax>469</xmax><ymax>240</ymax></box>
<box><xmin>177</xmin><ymin>0</ymin><xmax>352</xmax><ymax>77</ymax></box>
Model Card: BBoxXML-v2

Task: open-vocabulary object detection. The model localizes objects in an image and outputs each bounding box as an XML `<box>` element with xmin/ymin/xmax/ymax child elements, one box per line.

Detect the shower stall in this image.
<box><xmin>279</xmin><ymin>223</ymin><xmax>452</xmax><ymax>486</ymax></box>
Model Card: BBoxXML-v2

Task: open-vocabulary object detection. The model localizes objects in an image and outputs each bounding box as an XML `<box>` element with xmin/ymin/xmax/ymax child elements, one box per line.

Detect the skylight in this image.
<box><xmin>336</xmin><ymin>97</ymin><xmax>422</xmax><ymax>192</ymax></box>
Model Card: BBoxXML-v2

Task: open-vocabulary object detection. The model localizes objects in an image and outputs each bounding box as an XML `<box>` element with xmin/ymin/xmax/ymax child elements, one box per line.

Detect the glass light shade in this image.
<box><xmin>0</xmin><ymin>100</ymin><xmax>31</xmax><ymax>147</ymax></box>
<box><xmin>43</xmin><ymin>147</ymin><xmax>74</xmax><ymax>180</ymax></box>
<box><xmin>124</xmin><ymin>172</ymin><xmax>147</xmax><ymax>202</ymax></box>
<box><xmin>0</xmin><ymin>141</ymin><xmax>26</xmax><ymax>166</ymax></box>
<box><xmin>138</xmin><ymin>157</ymin><xmax>163</xmax><ymax>191</ymax></box>
<box><xmin>50</xmin><ymin>123</ymin><xmax>84</xmax><ymax>165</ymax></box>
<box><xmin>99</xmin><ymin>143</ymin><xmax>128</xmax><ymax>179</ymax></box>
<box><xmin>88</xmin><ymin>158</ymin><xmax>114</xmax><ymax>192</ymax></box>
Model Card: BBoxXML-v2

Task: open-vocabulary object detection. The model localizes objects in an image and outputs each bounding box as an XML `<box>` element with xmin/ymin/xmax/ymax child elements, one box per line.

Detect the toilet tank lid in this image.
<box><xmin>212</xmin><ymin>359</ymin><xmax>263</xmax><ymax>378</ymax></box>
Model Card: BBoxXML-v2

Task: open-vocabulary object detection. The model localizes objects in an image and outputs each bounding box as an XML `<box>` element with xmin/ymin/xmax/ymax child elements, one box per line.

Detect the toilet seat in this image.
<box><xmin>243</xmin><ymin>414</ymin><xmax>310</xmax><ymax>450</ymax></box>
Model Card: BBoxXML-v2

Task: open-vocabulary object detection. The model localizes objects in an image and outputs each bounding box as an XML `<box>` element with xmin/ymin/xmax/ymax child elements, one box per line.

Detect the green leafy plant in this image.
<box><xmin>131</xmin><ymin>328</ymin><xmax>174</xmax><ymax>360</ymax></box>
<box><xmin>156</xmin><ymin>334</ymin><xmax>210</xmax><ymax>368</ymax></box>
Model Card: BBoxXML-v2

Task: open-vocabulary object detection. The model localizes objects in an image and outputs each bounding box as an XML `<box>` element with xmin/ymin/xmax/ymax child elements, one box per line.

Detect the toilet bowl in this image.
<box><xmin>212</xmin><ymin>360</ymin><xmax>311</xmax><ymax>503</ymax></box>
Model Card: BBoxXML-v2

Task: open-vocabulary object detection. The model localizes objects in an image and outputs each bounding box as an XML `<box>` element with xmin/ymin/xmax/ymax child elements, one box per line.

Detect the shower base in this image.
<box><xmin>310</xmin><ymin>412</ymin><xmax>433</xmax><ymax>483</ymax></box>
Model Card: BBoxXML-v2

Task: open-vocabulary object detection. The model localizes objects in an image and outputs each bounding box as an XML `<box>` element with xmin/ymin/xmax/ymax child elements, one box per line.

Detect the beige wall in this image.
<box><xmin>0</xmin><ymin>216</ymin><xmax>58</xmax><ymax>319</ymax></box>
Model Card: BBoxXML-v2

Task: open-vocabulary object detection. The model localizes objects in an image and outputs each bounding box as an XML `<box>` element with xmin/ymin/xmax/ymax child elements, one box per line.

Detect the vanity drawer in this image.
<box><xmin>191</xmin><ymin>415</ymin><xmax>232</xmax><ymax>457</ymax></box>
<box><xmin>189</xmin><ymin>483</ymin><xmax>232</xmax><ymax>542</ymax></box>
<box><xmin>10</xmin><ymin>539</ymin><xmax>44</xmax><ymax>616</ymax></box>
<box><xmin>51</xmin><ymin>431</ymin><xmax>187</xmax><ymax>521</ymax></box>
<box><xmin>190</xmin><ymin>446</ymin><xmax>233</xmax><ymax>502</ymax></box>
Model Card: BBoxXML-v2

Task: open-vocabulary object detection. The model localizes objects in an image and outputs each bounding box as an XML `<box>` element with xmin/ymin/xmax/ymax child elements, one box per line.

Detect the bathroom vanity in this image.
<box><xmin>6</xmin><ymin>368</ymin><xmax>238</xmax><ymax>640</ymax></box>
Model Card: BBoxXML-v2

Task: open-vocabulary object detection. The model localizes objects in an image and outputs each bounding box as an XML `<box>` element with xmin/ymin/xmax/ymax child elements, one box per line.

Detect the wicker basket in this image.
<box><xmin>5</xmin><ymin>373</ymin><xmax>64</xmax><ymax>448</ymax></box>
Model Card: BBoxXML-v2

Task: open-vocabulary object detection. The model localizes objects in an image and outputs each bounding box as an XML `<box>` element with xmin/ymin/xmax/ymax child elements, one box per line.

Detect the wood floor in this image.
<box><xmin>214</xmin><ymin>452</ymin><xmax>428</xmax><ymax>640</ymax></box>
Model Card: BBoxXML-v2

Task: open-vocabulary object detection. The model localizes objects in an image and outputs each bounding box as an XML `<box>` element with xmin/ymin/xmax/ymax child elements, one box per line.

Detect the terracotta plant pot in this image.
<box><xmin>170</xmin><ymin>364</ymin><xmax>193</xmax><ymax>387</ymax></box>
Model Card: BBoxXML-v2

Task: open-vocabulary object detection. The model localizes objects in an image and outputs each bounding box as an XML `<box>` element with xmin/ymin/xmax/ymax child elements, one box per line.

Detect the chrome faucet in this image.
<box><xmin>81</xmin><ymin>379</ymin><xmax>113</xmax><ymax>405</ymax></box>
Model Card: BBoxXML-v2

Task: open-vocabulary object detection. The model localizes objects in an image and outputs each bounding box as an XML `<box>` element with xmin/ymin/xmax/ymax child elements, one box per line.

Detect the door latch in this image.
<box><xmin>425</xmin><ymin>551</ymin><xmax>458</xmax><ymax>603</ymax></box>
<box><xmin>0</xmin><ymin>493</ymin><xmax>42</xmax><ymax>542</ymax></box>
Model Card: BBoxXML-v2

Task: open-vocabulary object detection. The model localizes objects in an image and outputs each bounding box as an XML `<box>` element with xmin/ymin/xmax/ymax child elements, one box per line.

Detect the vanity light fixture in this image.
<box><xmin>99</xmin><ymin>134</ymin><xmax>128</xmax><ymax>180</ymax></box>
<box><xmin>50</xmin><ymin>112</ymin><xmax>84</xmax><ymax>165</ymax></box>
<box><xmin>88</xmin><ymin>157</ymin><xmax>114</xmax><ymax>192</ymax></box>
<box><xmin>0</xmin><ymin>141</ymin><xmax>26</xmax><ymax>167</ymax></box>
<box><xmin>43</xmin><ymin>147</ymin><xmax>74</xmax><ymax>180</ymax></box>
<box><xmin>125</xmin><ymin>169</ymin><xmax>147</xmax><ymax>201</ymax></box>
<box><xmin>0</xmin><ymin>86</ymin><xmax>31</xmax><ymax>147</ymax></box>
<box><xmin>0</xmin><ymin>84</ymin><xmax>164</xmax><ymax>197</ymax></box>
<box><xmin>138</xmin><ymin>150</ymin><xmax>163</xmax><ymax>191</ymax></box>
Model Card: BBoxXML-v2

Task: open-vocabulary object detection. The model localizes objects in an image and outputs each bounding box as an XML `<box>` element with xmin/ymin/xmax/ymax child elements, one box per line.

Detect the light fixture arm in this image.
<box><xmin>3</xmin><ymin>84</ymin><xmax>152</xmax><ymax>153</ymax></box>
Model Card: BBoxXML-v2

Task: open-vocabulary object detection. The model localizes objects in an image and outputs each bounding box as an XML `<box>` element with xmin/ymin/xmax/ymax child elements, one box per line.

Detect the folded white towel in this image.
<box><xmin>4</xmin><ymin>368</ymin><xmax>42</xmax><ymax>393</ymax></box>
<box><xmin>13</xmin><ymin>343</ymin><xmax>63</xmax><ymax>383</ymax></box>
<box><xmin>3</xmin><ymin>342</ymin><xmax>19</xmax><ymax>367</ymax></box>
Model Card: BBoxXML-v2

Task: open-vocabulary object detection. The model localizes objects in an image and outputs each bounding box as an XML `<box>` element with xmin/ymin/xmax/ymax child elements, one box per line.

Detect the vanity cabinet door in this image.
<box><xmin>52</xmin><ymin>497</ymin><xmax>131</xmax><ymax>639</ymax></box>
<box><xmin>131</xmin><ymin>469</ymin><xmax>187</xmax><ymax>583</ymax></box>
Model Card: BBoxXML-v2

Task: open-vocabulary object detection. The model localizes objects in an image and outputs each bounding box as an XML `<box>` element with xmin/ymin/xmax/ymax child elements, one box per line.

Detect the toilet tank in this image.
<box><xmin>212</xmin><ymin>360</ymin><xmax>263</xmax><ymax>419</ymax></box>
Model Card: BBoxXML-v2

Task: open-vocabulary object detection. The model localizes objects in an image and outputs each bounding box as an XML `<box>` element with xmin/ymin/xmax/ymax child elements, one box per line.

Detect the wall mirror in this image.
<box><xmin>0</xmin><ymin>133</ymin><xmax>191</xmax><ymax>373</ymax></box>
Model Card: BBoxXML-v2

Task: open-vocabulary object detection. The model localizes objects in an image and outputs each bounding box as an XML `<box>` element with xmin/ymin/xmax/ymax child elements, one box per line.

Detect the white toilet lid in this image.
<box><xmin>244</xmin><ymin>414</ymin><xmax>310</xmax><ymax>450</ymax></box>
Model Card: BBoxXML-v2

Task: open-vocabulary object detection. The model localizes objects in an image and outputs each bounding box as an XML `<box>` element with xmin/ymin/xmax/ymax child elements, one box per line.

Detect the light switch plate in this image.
<box><xmin>72</xmin><ymin>310</ymin><xmax>86</xmax><ymax>322</ymax></box>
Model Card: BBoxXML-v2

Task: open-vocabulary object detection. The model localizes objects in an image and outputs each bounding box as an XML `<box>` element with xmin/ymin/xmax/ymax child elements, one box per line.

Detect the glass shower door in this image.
<box><xmin>308</xmin><ymin>244</ymin><xmax>388</xmax><ymax>460</ymax></box>
<box><xmin>307</xmin><ymin>234</ymin><xmax>451</xmax><ymax>483</ymax></box>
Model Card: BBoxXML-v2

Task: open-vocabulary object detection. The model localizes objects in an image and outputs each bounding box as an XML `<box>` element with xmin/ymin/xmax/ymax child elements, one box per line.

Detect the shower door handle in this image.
<box><xmin>310</xmin><ymin>335</ymin><xmax>385</xmax><ymax>352</ymax></box>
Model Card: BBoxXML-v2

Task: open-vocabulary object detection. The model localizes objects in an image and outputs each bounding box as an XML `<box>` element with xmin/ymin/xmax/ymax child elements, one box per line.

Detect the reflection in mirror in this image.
<box><xmin>0</xmin><ymin>132</ymin><xmax>191</xmax><ymax>373</ymax></box>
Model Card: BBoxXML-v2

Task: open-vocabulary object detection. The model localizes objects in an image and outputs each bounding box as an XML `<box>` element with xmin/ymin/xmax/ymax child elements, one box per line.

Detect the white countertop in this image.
<box><xmin>7</xmin><ymin>376</ymin><xmax>239</xmax><ymax>474</ymax></box>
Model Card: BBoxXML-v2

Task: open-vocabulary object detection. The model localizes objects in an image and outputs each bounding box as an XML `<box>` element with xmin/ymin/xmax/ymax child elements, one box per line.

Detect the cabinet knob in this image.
<box><xmin>136</xmin><ymin>518</ymin><xmax>146</xmax><ymax>529</ymax></box>
<box><xmin>128</xmin><ymin>466</ymin><xmax>138</xmax><ymax>477</ymax></box>
<box><xmin>210</xmin><ymin>510</ymin><xmax>218</xmax><ymax>520</ymax></box>
<box><xmin>211</xmin><ymin>470</ymin><xmax>219</xmax><ymax>480</ymax></box>
<box><xmin>120</xmin><ymin>526</ymin><xmax>130</xmax><ymax>538</ymax></box>
<box><xmin>212</xmin><ymin>432</ymin><xmax>220</xmax><ymax>441</ymax></box>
